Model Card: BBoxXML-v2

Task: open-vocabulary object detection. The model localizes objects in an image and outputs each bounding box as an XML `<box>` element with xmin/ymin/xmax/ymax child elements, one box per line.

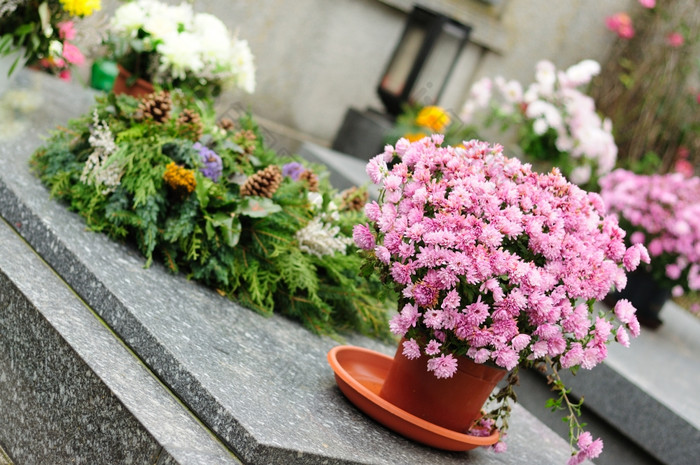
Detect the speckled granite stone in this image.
<box><xmin>0</xmin><ymin>220</ymin><xmax>239</xmax><ymax>462</ymax></box>
<box><xmin>0</xmin><ymin>71</ymin><xmax>583</xmax><ymax>464</ymax></box>
<box><xmin>0</xmin><ymin>443</ymin><xmax>12</xmax><ymax>465</ymax></box>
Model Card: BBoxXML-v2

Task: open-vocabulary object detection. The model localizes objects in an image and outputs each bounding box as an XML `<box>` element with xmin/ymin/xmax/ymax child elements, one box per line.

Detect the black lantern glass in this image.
<box><xmin>378</xmin><ymin>6</ymin><xmax>472</xmax><ymax>116</ymax></box>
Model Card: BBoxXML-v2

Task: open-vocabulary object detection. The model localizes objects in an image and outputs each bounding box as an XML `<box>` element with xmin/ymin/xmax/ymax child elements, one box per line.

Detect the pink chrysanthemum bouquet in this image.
<box><xmin>354</xmin><ymin>136</ymin><xmax>649</xmax><ymax>463</ymax></box>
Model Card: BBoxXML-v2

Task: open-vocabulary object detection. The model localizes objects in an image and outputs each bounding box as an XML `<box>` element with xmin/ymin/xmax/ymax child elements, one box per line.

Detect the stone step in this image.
<box><xmin>1</xmin><ymin>70</ymin><xmax>583</xmax><ymax>465</ymax></box>
<box><xmin>0</xmin><ymin>217</ymin><xmax>239</xmax><ymax>465</ymax></box>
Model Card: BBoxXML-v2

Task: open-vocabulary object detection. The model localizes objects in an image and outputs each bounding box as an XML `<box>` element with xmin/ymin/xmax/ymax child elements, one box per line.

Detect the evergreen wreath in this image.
<box><xmin>30</xmin><ymin>91</ymin><xmax>392</xmax><ymax>339</ymax></box>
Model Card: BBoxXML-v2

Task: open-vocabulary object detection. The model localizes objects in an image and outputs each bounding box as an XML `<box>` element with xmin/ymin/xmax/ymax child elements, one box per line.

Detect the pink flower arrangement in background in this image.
<box><xmin>36</xmin><ymin>20</ymin><xmax>86</xmax><ymax>81</ymax></box>
<box><xmin>600</xmin><ymin>169</ymin><xmax>700</xmax><ymax>296</ymax></box>
<box><xmin>460</xmin><ymin>59</ymin><xmax>617</xmax><ymax>189</ymax></box>
<box><xmin>355</xmin><ymin>136</ymin><xmax>647</xmax><ymax>462</ymax></box>
<box><xmin>605</xmin><ymin>12</ymin><xmax>635</xmax><ymax>39</ymax></box>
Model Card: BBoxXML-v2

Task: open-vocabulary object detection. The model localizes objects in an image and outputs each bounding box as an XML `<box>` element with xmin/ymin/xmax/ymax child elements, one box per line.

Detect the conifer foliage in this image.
<box><xmin>30</xmin><ymin>92</ymin><xmax>392</xmax><ymax>339</ymax></box>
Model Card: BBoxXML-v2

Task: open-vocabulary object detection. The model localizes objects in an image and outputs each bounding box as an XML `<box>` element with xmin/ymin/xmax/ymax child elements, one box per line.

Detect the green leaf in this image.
<box><xmin>195</xmin><ymin>175</ymin><xmax>212</xmax><ymax>209</ymax></box>
<box><xmin>208</xmin><ymin>212</ymin><xmax>241</xmax><ymax>247</ymax></box>
<box><xmin>38</xmin><ymin>2</ymin><xmax>51</xmax><ymax>32</ymax></box>
<box><xmin>237</xmin><ymin>197</ymin><xmax>282</xmax><ymax>218</ymax></box>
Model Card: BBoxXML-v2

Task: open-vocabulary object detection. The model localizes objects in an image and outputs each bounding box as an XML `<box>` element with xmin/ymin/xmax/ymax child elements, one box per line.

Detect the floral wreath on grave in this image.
<box><xmin>30</xmin><ymin>90</ymin><xmax>393</xmax><ymax>339</ymax></box>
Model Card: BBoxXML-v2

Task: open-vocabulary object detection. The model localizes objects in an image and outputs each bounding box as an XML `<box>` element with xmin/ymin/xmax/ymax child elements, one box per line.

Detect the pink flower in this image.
<box><xmin>672</xmin><ymin>285</ymin><xmax>684</xmax><ymax>297</ymax></box>
<box><xmin>666</xmin><ymin>32</ymin><xmax>684</xmax><ymax>48</ymax></box>
<box><xmin>666</xmin><ymin>263</ymin><xmax>682</xmax><ymax>280</ymax></box>
<box><xmin>605</xmin><ymin>13</ymin><xmax>634</xmax><ymax>39</ymax></box>
<box><xmin>352</xmin><ymin>224</ymin><xmax>375</xmax><ymax>250</ymax></box>
<box><xmin>58</xmin><ymin>69</ymin><xmax>71</xmax><ymax>81</ymax></box>
<box><xmin>629</xmin><ymin>231</ymin><xmax>645</xmax><ymax>245</ymax></box>
<box><xmin>374</xmin><ymin>245</ymin><xmax>390</xmax><ymax>264</ymax></box>
<box><xmin>427</xmin><ymin>354</ymin><xmax>458</xmax><ymax>378</ymax></box>
<box><xmin>62</xmin><ymin>42</ymin><xmax>85</xmax><ymax>66</ymax></box>
<box><xmin>364</xmin><ymin>201</ymin><xmax>381</xmax><ymax>222</ymax></box>
<box><xmin>402</xmin><ymin>338</ymin><xmax>421</xmax><ymax>359</ymax></box>
<box><xmin>614</xmin><ymin>299</ymin><xmax>636</xmax><ymax>324</ymax></box>
<box><xmin>470</xmin><ymin>348</ymin><xmax>491</xmax><ymax>364</ymax></box>
<box><xmin>638</xmin><ymin>0</ymin><xmax>655</xmax><ymax>8</ymax></box>
<box><xmin>58</xmin><ymin>21</ymin><xmax>76</xmax><ymax>40</ymax></box>
<box><xmin>675</xmin><ymin>158</ymin><xmax>694</xmax><ymax>178</ymax></box>
<box><xmin>616</xmin><ymin>326</ymin><xmax>630</xmax><ymax>347</ymax></box>
<box><xmin>561</xmin><ymin>343</ymin><xmax>584</xmax><ymax>368</ymax></box>
<box><xmin>425</xmin><ymin>339</ymin><xmax>442</xmax><ymax>355</ymax></box>
<box><xmin>366</xmin><ymin>155</ymin><xmax>386</xmax><ymax>184</ymax></box>
<box><xmin>491</xmin><ymin>440</ymin><xmax>507</xmax><ymax>453</ymax></box>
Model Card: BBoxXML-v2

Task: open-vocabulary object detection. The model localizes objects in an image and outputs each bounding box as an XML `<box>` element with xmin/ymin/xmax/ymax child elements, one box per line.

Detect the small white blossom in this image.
<box><xmin>80</xmin><ymin>110</ymin><xmax>122</xmax><ymax>195</ymax></box>
<box><xmin>296</xmin><ymin>217</ymin><xmax>353</xmax><ymax>257</ymax></box>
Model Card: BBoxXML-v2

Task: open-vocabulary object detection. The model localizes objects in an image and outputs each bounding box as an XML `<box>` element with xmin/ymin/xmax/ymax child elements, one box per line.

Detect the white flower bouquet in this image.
<box><xmin>107</xmin><ymin>0</ymin><xmax>255</xmax><ymax>98</ymax></box>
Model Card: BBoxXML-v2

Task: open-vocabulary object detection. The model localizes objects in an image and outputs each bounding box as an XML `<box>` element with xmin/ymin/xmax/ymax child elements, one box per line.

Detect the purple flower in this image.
<box><xmin>193</xmin><ymin>142</ymin><xmax>222</xmax><ymax>182</ymax></box>
<box><xmin>282</xmin><ymin>162</ymin><xmax>304</xmax><ymax>180</ymax></box>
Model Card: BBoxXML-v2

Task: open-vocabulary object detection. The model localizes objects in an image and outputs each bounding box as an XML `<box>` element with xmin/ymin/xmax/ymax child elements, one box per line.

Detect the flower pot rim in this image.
<box><xmin>327</xmin><ymin>344</ymin><xmax>499</xmax><ymax>450</ymax></box>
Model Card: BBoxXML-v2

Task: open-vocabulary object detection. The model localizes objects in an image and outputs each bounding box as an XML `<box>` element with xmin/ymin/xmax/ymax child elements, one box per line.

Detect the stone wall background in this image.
<box><xmin>76</xmin><ymin>0</ymin><xmax>634</xmax><ymax>148</ymax></box>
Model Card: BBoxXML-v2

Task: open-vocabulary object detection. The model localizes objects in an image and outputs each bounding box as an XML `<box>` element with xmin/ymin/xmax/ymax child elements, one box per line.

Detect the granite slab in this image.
<box><xmin>0</xmin><ymin>70</ymin><xmax>582</xmax><ymax>464</ymax></box>
<box><xmin>0</xmin><ymin>217</ymin><xmax>239</xmax><ymax>464</ymax></box>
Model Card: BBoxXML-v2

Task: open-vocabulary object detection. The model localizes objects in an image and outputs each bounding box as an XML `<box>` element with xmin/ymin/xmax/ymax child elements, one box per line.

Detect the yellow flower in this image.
<box><xmin>415</xmin><ymin>106</ymin><xmax>450</xmax><ymax>133</ymax></box>
<box><xmin>403</xmin><ymin>132</ymin><xmax>428</xmax><ymax>143</ymax></box>
<box><xmin>59</xmin><ymin>0</ymin><xmax>101</xmax><ymax>17</ymax></box>
<box><xmin>164</xmin><ymin>162</ymin><xmax>196</xmax><ymax>194</ymax></box>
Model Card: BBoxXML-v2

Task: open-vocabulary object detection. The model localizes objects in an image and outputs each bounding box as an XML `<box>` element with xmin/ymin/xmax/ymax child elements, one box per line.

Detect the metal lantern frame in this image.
<box><xmin>377</xmin><ymin>5</ymin><xmax>472</xmax><ymax>116</ymax></box>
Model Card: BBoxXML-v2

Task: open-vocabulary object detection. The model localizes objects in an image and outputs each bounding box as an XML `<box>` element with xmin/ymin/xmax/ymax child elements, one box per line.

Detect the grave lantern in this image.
<box><xmin>378</xmin><ymin>6</ymin><xmax>472</xmax><ymax>116</ymax></box>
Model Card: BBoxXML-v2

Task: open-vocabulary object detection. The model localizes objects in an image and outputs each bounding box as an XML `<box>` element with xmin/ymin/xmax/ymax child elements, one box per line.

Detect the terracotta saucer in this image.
<box><xmin>327</xmin><ymin>345</ymin><xmax>500</xmax><ymax>451</ymax></box>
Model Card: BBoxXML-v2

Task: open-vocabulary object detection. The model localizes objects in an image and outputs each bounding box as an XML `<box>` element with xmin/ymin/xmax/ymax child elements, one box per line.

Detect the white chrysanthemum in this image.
<box><xmin>565</xmin><ymin>59</ymin><xmax>601</xmax><ymax>88</ymax></box>
<box><xmin>468</xmin><ymin>77</ymin><xmax>492</xmax><ymax>108</ymax></box>
<box><xmin>535</xmin><ymin>60</ymin><xmax>556</xmax><ymax>95</ymax></box>
<box><xmin>143</xmin><ymin>14</ymin><xmax>179</xmax><ymax>39</ymax></box>
<box><xmin>110</xmin><ymin>1</ymin><xmax>146</xmax><ymax>33</ymax></box>
<box><xmin>157</xmin><ymin>31</ymin><xmax>204</xmax><ymax>80</ymax></box>
<box><xmin>296</xmin><ymin>218</ymin><xmax>353</xmax><ymax>257</ymax></box>
<box><xmin>569</xmin><ymin>165</ymin><xmax>592</xmax><ymax>185</ymax></box>
<box><xmin>230</xmin><ymin>38</ymin><xmax>256</xmax><ymax>93</ymax></box>
<box><xmin>193</xmin><ymin>13</ymin><xmax>229</xmax><ymax>40</ymax></box>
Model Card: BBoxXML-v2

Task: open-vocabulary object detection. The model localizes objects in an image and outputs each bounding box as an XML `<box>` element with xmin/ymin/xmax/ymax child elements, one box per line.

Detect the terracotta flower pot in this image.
<box><xmin>379</xmin><ymin>342</ymin><xmax>506</xmax><ymax>433</ymax></box>
<box><xmin>327</xmin><ymin>345</ymin><xmax>501</xmax><ymax>451</ymax></box>
<box><xmin>112</xmin><ymin>64</ymin><xmax>154</xmax><ymax>98</ymax></box>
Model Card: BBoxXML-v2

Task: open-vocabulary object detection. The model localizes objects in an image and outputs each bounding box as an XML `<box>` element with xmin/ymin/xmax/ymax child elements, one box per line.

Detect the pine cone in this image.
<box><xmin>217</xmin><ymin>117</ymin><xmax>236</xmax><ymax>131</ymax></box>
<box><xmin>176</xmin><ymin>109</ymin><xmax>203</xmax><ymax>141</ymax></box>
<box><xmin>240</xmin><ymin>165</ymin><xmax>283</xmax><ymax>198</ymax></box>
<box><xmin>139</xmin><ymin>91</ymin><xmax>171</xmax><ymax>124</ymax></box>
<box><xmin>298</xmin><ymin>169</ymin><xmax>319</xmax><ymax>192</ymax></box>
<box><xmin>234</xmin><ymin>129</ymin><xmax>257</xmax><ymax>154</ymax></box>
<box><xmin>340</xmin><ymin>186</ymin><xmax>369</xmax><ymax>211</ymax></box>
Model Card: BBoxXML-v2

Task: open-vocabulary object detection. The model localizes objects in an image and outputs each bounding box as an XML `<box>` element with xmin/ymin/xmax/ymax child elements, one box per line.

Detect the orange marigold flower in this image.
<box><xmin>163</xmin><ymin>162</ymin><xmax>196</xmax><ymax>193</ymax></box>
<box><xmin>404</xmin><ymin>132</ymin><xmax>428</xmax><ymax>143</ymax></box>
<box><xmin>415</xmin><ymin>106</ymin><xmax>450</xmax><ymax>133</ymax></box>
